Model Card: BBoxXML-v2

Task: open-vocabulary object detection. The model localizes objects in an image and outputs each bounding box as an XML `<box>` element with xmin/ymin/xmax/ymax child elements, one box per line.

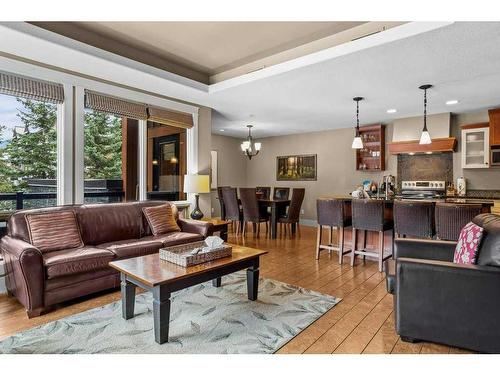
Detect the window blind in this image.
<box><xmin>84</xmin><ymin>90</ymin><xmax>148</xmax><ymax>120</ymax></box>
<box><xmin>0</xmin><ymin>72</ymin><xmax>64</xmax><ymax>103</ymax></box>
<box><xmin>147</xmin><ymin>106</ymin><xmax>194</xmax><ymax>129</ymax></box>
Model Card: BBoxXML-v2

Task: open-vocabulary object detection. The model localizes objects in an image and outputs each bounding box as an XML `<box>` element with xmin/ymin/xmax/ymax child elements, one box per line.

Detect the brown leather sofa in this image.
<box><xmin>0</xmin><ymin>201</ymin><xmax>211</xmax><ymax>318</ymax></box>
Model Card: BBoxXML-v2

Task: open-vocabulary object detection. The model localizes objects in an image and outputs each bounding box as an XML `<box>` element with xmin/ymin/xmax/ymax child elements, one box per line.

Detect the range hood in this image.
<box><xmin>388</xmin><ymin>112</ymin><xmax>456</xmax><ymax>154</ymax></box>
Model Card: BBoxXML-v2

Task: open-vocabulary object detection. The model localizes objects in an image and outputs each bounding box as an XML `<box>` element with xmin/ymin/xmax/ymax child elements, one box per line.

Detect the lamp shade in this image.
<box><xmin>183</xmin><ymin>174</ymin><xmax>210</xmax><ymax>194</ymax></box>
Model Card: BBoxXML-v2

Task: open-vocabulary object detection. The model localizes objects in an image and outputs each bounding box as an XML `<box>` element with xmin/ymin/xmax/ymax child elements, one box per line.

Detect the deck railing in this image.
<box><xmin>0</xmin><ymin>191</ymin><xmax>125</xmax><ymax>210</ymax></box>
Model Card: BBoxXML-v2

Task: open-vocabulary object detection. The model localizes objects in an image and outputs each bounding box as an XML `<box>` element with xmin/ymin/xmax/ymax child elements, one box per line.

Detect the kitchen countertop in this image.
<box><xmin>319</xmin><ymin>195</ymin><xmax>496</xmax><ymax>206</ymax></box>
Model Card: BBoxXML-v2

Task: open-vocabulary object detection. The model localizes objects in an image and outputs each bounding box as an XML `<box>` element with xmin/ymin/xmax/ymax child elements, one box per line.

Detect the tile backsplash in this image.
<box><xmin>397</xmin><ymin>153</ymin><xmax>453</xmax><ymax>188</ymax></box>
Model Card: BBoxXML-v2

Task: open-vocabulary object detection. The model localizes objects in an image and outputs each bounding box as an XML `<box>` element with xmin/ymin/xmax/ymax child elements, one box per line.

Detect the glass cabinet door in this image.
<box><xmin>462</xmin><ymin>127</ymin><xmax>489</xmax><ymax>168</ymax></box>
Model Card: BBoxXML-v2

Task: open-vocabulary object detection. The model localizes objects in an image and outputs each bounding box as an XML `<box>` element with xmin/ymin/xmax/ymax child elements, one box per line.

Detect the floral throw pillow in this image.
<box><xmin>453</xmin><ymin>221</ymin><xmax>484</xmax><ymax>264</ymax></box>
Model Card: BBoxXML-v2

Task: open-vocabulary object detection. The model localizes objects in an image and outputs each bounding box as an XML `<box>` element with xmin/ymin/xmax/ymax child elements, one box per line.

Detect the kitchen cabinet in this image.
<box><xmin>489</xmin><ymin>108</ymin><xmax>500</xmax><ymax>146</ymax></box>
<box><xmin>356</xmin><ymin>124</ymin><xmax>385</xmax><ymax>171</ymax></box>
<box><xmin>461</xmin><ymin>125</ymin><xmax>489</xmax><ymax>169</ymax></box>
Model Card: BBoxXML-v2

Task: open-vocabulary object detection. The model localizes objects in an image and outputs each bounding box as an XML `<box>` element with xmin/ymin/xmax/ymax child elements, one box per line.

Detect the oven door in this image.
<box><xmin>491</xmin><ymin>149</ymin><xmax>500</xmax><ymax>165</ymax></box>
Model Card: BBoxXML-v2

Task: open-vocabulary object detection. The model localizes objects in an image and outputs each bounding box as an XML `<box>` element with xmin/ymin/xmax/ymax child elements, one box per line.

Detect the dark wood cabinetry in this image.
<box><xmin>489</xmin><ymin>108</ymin><xmax>500</xmax><ymax>146</ymax></box>
<box><xmin>355</xmin><ymin>124</ymin><xmax>385</xmax><ymax>171</ymax></box>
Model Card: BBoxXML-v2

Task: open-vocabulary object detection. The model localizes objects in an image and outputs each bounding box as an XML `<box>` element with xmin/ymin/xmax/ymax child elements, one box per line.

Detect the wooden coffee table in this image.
<box><xmin>109</xmin><ymin>246</ymin><xmax>267</xmax><ymax>344</ymax></box>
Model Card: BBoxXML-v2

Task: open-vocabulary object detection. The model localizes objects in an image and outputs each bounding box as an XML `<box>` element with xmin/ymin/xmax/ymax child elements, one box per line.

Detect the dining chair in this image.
<box><xmin>239</xmin><ymin>187</ymin><xmax>270</xmax><ymax>237</ymax></box>
<box><xmin>273</xmin><ymin>187</ymin><xmax>290</xmax><ymax>200</ymax></box>
<box><xmin>256</xmin><ymin>186</ymin><xmax>271</xmax><ymax>199</ymax></box>
<box><xmin>278</xmin><ymin>188</ymin><xmax>305</xmax><ymax>238</ymax></box>
<box><xmin>221</xmin><ymin>187</ymin><xmax>243</xmax><ymax>235</ymax></box>
<box><xmin>216</xmin><ymin>186</ymin><xmax>229</xmax><ymax>220</ymax></box>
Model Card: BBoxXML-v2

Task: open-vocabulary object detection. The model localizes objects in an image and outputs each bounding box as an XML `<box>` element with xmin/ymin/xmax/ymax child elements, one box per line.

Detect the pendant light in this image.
<box><xmin>351</xmin><ymin>97</ymin><xmax>364</xmax><ymax>149</ymax></box>
<box><xmin>419</xmin><ymin>84</ymin><xmax>433</xmax><ymax>145</ymax></box>
<box><xmin>240</xmin><ymin>124</ymin><xmax>261</xmax><ymax>160</ymax></box>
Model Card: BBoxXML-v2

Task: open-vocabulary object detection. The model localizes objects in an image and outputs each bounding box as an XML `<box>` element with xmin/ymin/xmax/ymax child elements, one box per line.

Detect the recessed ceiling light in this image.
<box><xmin>219</xmin><ymin>129</ymin><xmax>225</xmax><ymax>132</ymax></box>
<box><xmin>446</xmin><ymin>100</ymin><xmax>459</xmax><ymax>105</ymax></box>
<box><xmin>387</xmin><ymin>109</ymin><xmax>397</xmax><ymax>114</ymax></box>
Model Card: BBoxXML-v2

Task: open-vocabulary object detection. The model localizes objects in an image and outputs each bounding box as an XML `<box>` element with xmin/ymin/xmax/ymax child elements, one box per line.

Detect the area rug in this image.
<box><xmin>0</xmin><ymin>272</ymin><xmax>340</xmax><ymax>354</ymax></box>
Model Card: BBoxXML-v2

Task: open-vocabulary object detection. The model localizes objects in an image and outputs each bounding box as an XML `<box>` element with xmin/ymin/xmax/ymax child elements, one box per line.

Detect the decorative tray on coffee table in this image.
<box><xmin>159</xmin><ymin>240</ymin><xmax>232</xmax><ymax>267</ymax></box>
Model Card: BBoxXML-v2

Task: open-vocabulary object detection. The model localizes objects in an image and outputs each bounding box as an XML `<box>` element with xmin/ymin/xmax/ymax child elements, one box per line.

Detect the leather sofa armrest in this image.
<box><xmin>394</xmin><ymin>238</ymin><xmax>456</xmax><ymax>262</ymax></box>
<box><xmin>178</xmin><ymin>219</ymin><xmax>212</xmax><ymax>238</ymax></box>
<box><xmin>0</xmin><ymin>236</ymin><xmax>45</xmax><ymax>314</ymax></box>
<box><xmin>396</xmin><ymin>258</ymin><xmax>500</xmax><ymax>353</ymax></box>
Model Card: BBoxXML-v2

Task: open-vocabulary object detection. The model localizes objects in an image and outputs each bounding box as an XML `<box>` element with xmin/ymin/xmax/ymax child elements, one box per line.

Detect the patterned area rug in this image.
<box><xmin>0</xmin><ymin>272</ymin><xmax>340</xmax><ymax>354</ymax></box>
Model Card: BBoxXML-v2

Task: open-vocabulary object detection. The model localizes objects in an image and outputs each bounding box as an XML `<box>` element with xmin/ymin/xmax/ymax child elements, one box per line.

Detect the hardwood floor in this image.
<box><xmin>0</xmin><ymin>224</ymin><xmax>469</xmax><ymax>354</ymax></box>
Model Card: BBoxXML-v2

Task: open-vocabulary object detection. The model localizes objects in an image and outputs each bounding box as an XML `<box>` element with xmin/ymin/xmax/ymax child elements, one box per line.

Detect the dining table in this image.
<box><xmin>257</xmin><ymin>198</ymin><xmax>291</xmax><ymax>239</ymax></box>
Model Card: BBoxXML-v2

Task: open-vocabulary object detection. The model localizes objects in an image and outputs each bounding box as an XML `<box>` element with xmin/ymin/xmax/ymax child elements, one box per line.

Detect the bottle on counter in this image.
<box><xmin>446</xmin><ymin>182</ymin><xmax>456</xmax><ymax>197</ymax></box>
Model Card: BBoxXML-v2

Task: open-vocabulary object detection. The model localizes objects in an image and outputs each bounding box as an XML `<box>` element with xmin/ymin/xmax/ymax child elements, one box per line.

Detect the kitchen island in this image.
<box><xmin>317</xmin><ymin>195</ymin><xmax>494</xmax><ymax>254</ymax></box>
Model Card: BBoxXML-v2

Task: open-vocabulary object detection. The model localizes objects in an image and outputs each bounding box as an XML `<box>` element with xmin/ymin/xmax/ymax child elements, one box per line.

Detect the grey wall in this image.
<box><xmin>211</xmin><ymin>109</ymin><xmax>500</xmax><ymax>222</ymax></box>
<box><xmin>210</xmin><ymin>134</ymin><xmax>248</xmax><ymax>217</ymax></box>
<box><xmin>244</xmin><ymin>124</ymin><xmax>397</xmax><ymax>221</ymax></box>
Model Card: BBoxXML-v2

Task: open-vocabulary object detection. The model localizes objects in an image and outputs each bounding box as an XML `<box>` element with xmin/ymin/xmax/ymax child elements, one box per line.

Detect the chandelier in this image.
<box><xmin>240</xmin><ymin>125</ymin><xmax>261</xmax><ymax>160</ymax></box>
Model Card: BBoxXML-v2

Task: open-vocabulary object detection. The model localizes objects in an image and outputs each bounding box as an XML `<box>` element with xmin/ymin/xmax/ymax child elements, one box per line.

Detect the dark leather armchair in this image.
<box><xmin>392</xmin><ymin>213</ymin><xmax>500</xmax><ymax>353</ymax></box>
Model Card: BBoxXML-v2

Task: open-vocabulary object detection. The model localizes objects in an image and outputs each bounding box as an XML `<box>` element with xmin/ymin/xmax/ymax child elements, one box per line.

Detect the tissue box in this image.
<box><xmin>159</xmin><ymin>241</ymin><xmax>232</xmax><ymax>267</ymax></box>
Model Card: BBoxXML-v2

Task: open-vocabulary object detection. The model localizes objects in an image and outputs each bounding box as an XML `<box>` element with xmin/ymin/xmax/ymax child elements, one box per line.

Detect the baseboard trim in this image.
<box><xmin>299</xmin><ymin>219</ymin><xmax>317</xmax><ymax>227</ymax></box>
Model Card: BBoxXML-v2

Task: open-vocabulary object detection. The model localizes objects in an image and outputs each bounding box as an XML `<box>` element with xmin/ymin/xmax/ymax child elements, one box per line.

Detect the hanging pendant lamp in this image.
<box><xmin>240</xmin><ymin>124</ymin><xmax>261</xmax><ymax>160</ymax></box>
<box><xmin>351</xmin><ymin>97</ymin><xmax>364</xmax><ymax>149</ymax></box>
<box><xmin>419</xmin><ymin>84</ymin><xmax>433</xmax><ymax>145</ymax></box>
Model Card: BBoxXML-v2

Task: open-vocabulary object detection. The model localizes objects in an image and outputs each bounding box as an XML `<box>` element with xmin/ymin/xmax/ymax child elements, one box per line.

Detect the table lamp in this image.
<box><xmin>183</xmin><ymin>174</ymin><xmax>210</xmax><ymax>220</ymax></box>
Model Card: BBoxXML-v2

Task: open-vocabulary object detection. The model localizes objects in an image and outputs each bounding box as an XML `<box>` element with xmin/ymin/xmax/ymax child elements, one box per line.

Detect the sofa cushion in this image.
<box><xmin>142</xmin><ymin>231</ymin><xmax>204</xmax><ymax>247</ymax></box>
<box><xmin>142</xmin><ymin>203</ymin><xmax>180</xmax><ymax>235</ymax></box>
<box><xmin>77</xmin><ymin>203</ymin><xmax>142</xmax><ymax>246</ymax></box>
<box><xmin>453</xmin><ymin>221</ymin><xmax>484</xmax><ymax>264</ymax></box>
<box><xmin>43</xmin><ymin>247</ymin><xmax>115</xmax><ymax>279</ymax></box>
<box><xmin>26</xmin><ymin>211</ymin><xmax>83</xmax><ymax>253</ymax></box>
<box><xmin>473</xmin><ymin>213</ymin><xmax>500</xmax><ymax>267</ymax></box>
<box><xmin>98</xmin><ymin>238</ymin><xmax>164</xmax><ymax>259</ymax></box>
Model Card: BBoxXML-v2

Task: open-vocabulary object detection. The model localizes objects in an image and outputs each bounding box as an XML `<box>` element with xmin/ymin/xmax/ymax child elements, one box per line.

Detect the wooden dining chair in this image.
<box><xmin>256</xmin><ymin>186</ymin><xmax>271</xmax><ymax>199</ymax></box>
<box><xmin>278</xmin><ymin>188</ymin><xmax>305</xmax><ymax>238</ymax></box>
<box><xmin>273</xmin><ymin>187</ymin><xmax>290</xmax><ymax>200</ymax></box>
<box><xmin>239</xmin><ymin>187</ymin><xmax>270</xmax><ymax>237</ymax></box>
<box><xmin>220</xmin><ymin>187</ymin><xmax>243</xmax><ymax>235</ymax></box>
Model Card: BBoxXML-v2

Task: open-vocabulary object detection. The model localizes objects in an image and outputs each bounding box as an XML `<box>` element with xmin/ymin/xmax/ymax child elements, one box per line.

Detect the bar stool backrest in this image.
<box><xmin>394</xmin><ymin>200</ymin><xmax>435</xmax><ymax>238</ymax></box>
<box><xmin>435</xmin><ymin>203</ymin><xmax>483</xmax><ymax>241</ymax></box>
<box><xmin>317</xmin><ymin>199</ymin><xmax>352</xmax><ymax>227</ymax></box>
<box><xmin>352</xmin><ymin>199</ymin><xmax>385</xmax><ymax>232</ymax></box>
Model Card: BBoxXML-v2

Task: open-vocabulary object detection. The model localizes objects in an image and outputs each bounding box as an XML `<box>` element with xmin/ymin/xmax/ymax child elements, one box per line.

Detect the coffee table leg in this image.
<box><xmin>247</xmin><ymin>258</ymin><xmax>260</xmax><ymax>301</ymax></box>
<box><xmin>121</xmin><ymin>274</ymin><xmax>136</xmax><ymax>320</ymax></box>
<box><xmin>212</xmin><ymin>277</ymin><xmax>222</xmax><ymax>287</ymax></box>
<box><xmin>153</xmin><ymin>285</ymin><xmax>171</xmax><ymax>344</ymax></box>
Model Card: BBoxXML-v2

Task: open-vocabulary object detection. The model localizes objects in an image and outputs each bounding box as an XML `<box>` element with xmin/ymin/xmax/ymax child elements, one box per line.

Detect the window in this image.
<box><xmin>0</xmin><ymin>92</ymin><xmax>59</xmax><ymax>210</ymax></box>
<box><xmin>146</xmin><ymin>122</ymin><xmax>187</xmax><ymax>201</ymax></box>
<box><xmin>83</xmin><ymin>109</ymin><xmax>129</xmax><ymax>203</ymax></box>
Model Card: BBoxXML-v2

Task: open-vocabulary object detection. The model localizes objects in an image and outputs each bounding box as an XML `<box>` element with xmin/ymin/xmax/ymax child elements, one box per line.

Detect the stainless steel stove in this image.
<box><xmin>400</xmin><ymin>180</ymin><xmax>446</xmax><ymax>200</ymax></box>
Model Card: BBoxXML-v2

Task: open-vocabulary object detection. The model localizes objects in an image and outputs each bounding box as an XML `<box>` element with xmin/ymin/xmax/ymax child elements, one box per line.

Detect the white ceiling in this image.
<box><xmin>209</xmin><ymin>22</ymin><xmax>500</xmax><ymax>139</ymax></box>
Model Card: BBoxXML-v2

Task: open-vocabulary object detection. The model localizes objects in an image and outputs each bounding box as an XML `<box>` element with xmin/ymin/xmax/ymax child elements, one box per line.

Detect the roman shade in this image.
<box><xmin>0</xmin><ymin>72</ymin><xmax>64</xmax><ymax>103</ymax></box>
<box><xmin>147</xmin><ymin>106</ymin><xmax>194</xmax><ymax>129</ymax></box>
<box><xmin>84</xmin><ymin>90</ymin><xmax>148</xmax><ymax>120</ymax></box>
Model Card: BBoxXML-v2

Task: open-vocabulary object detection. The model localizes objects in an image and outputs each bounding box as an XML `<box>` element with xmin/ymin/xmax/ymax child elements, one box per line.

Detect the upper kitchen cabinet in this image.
<box><xmin>356</xmin><ymin>124</ymin><xmax>385</xmax><ymax>171</ymax></box>
<box><xmin>461</xmin><ymin>123</ymin><xmax>489</xmax><ymax>169</ymax></box>
<box><xmin>489</xmin><ymin>108</ymin><xmax>500</xmax><ymax>146</ymax></box>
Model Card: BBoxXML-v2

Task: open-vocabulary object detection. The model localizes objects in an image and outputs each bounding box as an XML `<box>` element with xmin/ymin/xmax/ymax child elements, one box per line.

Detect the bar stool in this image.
<box><xmin>394</xmin><ymin>200</ymin><xmax>435</xmax><ymax>239</ymax></box>
<box><xmin>351</xmin><ymin>199</ymin><xmax>394</xmax><ymax>272</ymax></box>
<box><xmin>435</xmin><ymin>203</ymin><xmax>483</xmax><ymax>241</ymax></box>
<box><xmin>315</xmin><ymin>198</ymin><xmax>352</xmax><ymax>263</ymax></box>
